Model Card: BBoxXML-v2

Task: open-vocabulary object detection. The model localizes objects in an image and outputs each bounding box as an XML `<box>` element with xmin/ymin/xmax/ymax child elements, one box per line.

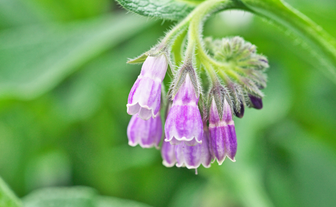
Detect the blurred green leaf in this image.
<box><xmin>0</xmin><ymin>13</ymin><xmax>154</xmax><ymax>100</ymax></box>
<box><xmin>97</xmin><ymin>196</ymin><xmax>151</xmax><ymax>207</ymax></box>
<box><xmin>23</xmin><ymin>187</ymin><xmax>96</xmax><ymax>207</ymax></box>
<box><xmin>0</xmin><ymin>0</ymin><xmax>42</xmax><ymax>28</ymax></box>
<box><xmin>0</xmin><ymin>177</ymin><xmax>22</xmax><ymax>207</ymax></box>
<box><xmin>25</xmin><ymin>150</ymin><xmax>72</xmax><ymax>191</ymax></box>
<box><xmin>266</xmin><ymin>122</ymin><xmax>336</xmax><ymax>207</ymax></box>
<box><xmin>29</xmin><ymin>0</ymin><xmax>112</xmax><ymax>21</ymax></box>
<box><xmin>23</xmin><ymin>187</ymin><xmax>152</xmax><ymax>207</ymax></box>
<box><xmin>52</xmin><ymin>74</ymin><xmax>102</xmax><ymax>122</ymax></box>
<box><xmin>168</xmin><ymin>181</ymin><xmax>205</xmax><ymax>207</ymax></box>
<box><xmin>115</xmin><ymin>0</ymin><xmax>198</xmax><ymax>20</ymax></box>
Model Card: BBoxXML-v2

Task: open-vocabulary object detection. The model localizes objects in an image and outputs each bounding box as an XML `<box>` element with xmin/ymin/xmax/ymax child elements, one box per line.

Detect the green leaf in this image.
<box><xmin>23</xmin><ymin>187</ymin><xmax>152</xmax><ymax>207</ymax></box>
<box><xmin>0</xmin><ymin>0</ymin><xmax>42</xmax><ymax>28</ymax></box>
<box><xmin>0</xmin><ymin>13</ymin><xmax>154</xmax><ymax>100</ymax></box>
<box><xmin>115</xmin><ymin>0</ymin><xmax>200</xmax><ymax>21</ymax></box>
<box><xmin>0</xmin><ymin>177</ymin><xmax>22</xmax><ymax>207</ymax></box>
<box><xmin>23</xmin><ymin>187</ymin><xmax>97</xmax><ymax>207</ymax></box>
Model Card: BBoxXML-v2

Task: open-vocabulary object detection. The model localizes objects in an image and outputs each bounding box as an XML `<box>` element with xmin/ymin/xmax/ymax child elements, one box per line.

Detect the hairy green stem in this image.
<box><xmin>161</xmin><ymin>20</ymin><xmax>189</xmax><ymax>47</ymax></box>
<box><xmin>171</xmin><ymin>30</ymin><xmax>188</xmax><ymax>67</ymax></box>
<box><xmin>184</xmin><ymin>0</ymin><xmax>234</xmax><ymax>82</ymax></box>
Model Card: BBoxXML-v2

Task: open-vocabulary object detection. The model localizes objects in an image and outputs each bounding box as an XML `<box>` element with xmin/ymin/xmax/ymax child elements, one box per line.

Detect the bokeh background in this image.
<box><xmin>0</xmin><ymin>0</ymin><xmax>336</xmax><ymax>206</ymax></box>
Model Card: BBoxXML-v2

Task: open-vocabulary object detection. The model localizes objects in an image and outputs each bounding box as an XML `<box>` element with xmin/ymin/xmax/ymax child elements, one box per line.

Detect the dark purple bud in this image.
<box><xmin>255</xmin><ymin>83</ymin><xmax>265</xmax><ymax>90</ymax></box>
<box><xmin>248</xmin><ymin>94</ymin><xmax>263</xmax><ymax>109</ymax></box>
<box><xmin>234</xmin><ymin>102</ymin><xmax>245</xmax><ymax>118</ymax></box>
<box><xmin>259</xmin><ymin>57</ymin><xmax>268</xmax><ymax>64</ymax></box>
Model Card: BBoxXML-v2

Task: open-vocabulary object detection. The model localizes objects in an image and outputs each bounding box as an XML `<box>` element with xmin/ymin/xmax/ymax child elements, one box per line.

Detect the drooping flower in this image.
<box><xmin>161</xmin><ymin>125</ymin><xmax>212</xmax><ymax>170</ymax></box>
<box><xmin>127</xmin><ymin>114</ymin><xmax>162</xmax><ymax>148</ymax></box>
<box><xmin>209</xmin><ymin>97</ymin><xmax>237</xmax><ymax>164</ymax></box>
<box><xmin>165</xmin><ymin>74</ymin><xmax>203</xmax><ymax>146</ymax></box>
<box><xmin>127</xmin><ymin>55</ymin><xmax>168</xmax><ymax>120</ymax></box>
<box><xmin>174</xmin><ymin>125</ymin><xmax>212</xmax><ymax>169</ymax></box>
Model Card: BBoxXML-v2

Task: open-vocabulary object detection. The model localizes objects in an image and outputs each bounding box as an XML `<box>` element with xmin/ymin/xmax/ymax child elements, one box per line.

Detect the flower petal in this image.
<box><xmin>127</xmin><ymin>115</ymin><xmax>162</xmax><ymax>148</ymax></box>
<box><xmin>165</xmin><ymin>104</ymin><xmax>203</xmax><ymax>145</ymax></box>
<box><xmin>161</xmin><ymin>140</ymin><xmax>176</xmax><ymax>167</ymax></box>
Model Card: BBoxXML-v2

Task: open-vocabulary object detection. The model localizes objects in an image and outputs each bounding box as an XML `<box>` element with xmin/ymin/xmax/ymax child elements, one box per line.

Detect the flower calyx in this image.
<box><xmin>170</xmin><ymin>62</ymin><xmax>200</xmax><ymax>101</ymax></box>
<box><xmin>208</xmin><ymin>84</ymin><xmax>232</xmax><ymax>121</ymax></box>
<box><xmin>127</xmin><ymin>44</ymin><xmax>169</xmax><ymax>64</ymax></box>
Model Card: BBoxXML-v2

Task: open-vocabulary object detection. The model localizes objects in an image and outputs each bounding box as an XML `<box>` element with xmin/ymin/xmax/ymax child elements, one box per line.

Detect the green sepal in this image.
<box><xmin>127</xmin><ymin>53</ymin><xmax>148</xmax><ymax>64</ymax></box>
<box><xmin>198</xmin><ymin>93</ymin><xmax>207</xmax><ymax>122</ymax></box>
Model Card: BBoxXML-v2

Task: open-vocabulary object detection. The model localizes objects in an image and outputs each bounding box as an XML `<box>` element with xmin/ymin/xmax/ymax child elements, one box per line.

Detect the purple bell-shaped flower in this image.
<box><xmin>164</xmin><ymin>74</ymin><xmax>203</xmax><ymax>146</ymax></box>
<box><xmin>127</xmin><ymin>55</ymin><xmax>168</xmax><ymax>120</ymax></box>
<box><xmin>209</xmin><ymin>98</ymin><xmax>237</xmax><ymax>164</ymax></box>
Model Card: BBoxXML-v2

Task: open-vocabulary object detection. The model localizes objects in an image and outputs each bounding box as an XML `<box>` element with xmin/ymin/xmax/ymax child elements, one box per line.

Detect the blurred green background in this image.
<box><xmin>0</xmin><ymin>0</ymin><xmax>336</xmax><ymax>206</ymax></box>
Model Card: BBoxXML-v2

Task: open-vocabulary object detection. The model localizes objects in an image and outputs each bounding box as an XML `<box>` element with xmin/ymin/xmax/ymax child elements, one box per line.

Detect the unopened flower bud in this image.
<box><xmin>248</xmin><ymin>94</ymin><xmax>263</xmax><ymax>109</ymax></box>
<box><xmin>127</xmin><ymin>55</ymin><xmax>168</xmax><ymax>120</ymax></box>
<box><xmin>234</xmin><ymin>102</ymin><xmax>245</xmax><ymax>118</ymax></box>
<box><xmin>209</xmin><ymin>98</ymin><xmax>237</xmax><ymax>164</ymax></box>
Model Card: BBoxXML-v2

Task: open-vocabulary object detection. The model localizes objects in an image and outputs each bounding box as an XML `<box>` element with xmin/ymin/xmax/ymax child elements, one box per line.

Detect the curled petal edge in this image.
<box><xmin>164</xmin><ymin>136</ymin><xmax>202</xmax><ymax>145</ymax></box>
<box><xmin>128</xmin><ymin>140</ymin><xmax>160</xmax><ymax>149</ymax></box>
<box><xmin>162</xmin><ymin>160</ymin><xmax>176</xmax><ymax>168</ymax></box>
<box><xmin>126</xmin><ymin>102</ymin><xmax>159</xmax><ymax>120</ymax></box>
<box><xmin>176</xmin><ymin>161</ymin><xmax>211</xmax><ymax>169</ymax></box>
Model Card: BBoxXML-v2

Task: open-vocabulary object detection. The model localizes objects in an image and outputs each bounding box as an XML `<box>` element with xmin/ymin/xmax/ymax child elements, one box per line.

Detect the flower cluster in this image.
<box><xmin>126</xmin><ymin>36</ymin><xmax>268</xmax><ymax>172</ymax></box>
<box><xmin>205</xmin><ymin>36</ymin><xmax>268</xmax><ymax>115</ymax></box>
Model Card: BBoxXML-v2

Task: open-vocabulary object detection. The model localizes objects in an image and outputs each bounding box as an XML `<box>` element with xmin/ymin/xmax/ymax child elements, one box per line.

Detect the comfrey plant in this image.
<box><xmin>118</xmin><ymin>0</ymin><xmax>336</xmax><ymax>173</ymax></box>
<box><xmin>125</xmin><ymin>3</ymin><xmax>268</xmax><ymax>172</ymax></box>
